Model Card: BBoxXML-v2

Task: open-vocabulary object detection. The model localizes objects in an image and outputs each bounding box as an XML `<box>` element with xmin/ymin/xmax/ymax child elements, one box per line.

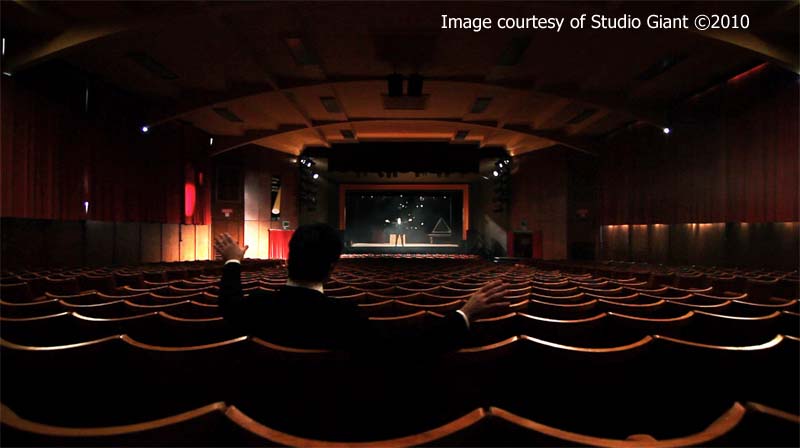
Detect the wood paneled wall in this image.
<box><xmin>599</xmin><ymin>222</ymin><xmax>799</xmax><ymax>270</ymax></box>
<box><xmin>0</xmin><ymin>218</ymin><xmax>211</xmax><ymax>270</ymax></box>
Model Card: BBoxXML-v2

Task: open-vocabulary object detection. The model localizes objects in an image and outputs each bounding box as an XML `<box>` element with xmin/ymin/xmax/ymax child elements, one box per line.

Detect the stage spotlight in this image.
<box><xmin>498</xmin><ymin>162</ymin><xmax>504</xmax><ymax>168</ymax></box>
<box><xmin>663</xmin><ymin>127</ymin><xmax>671</xmax><ymax>134</ymax></box>
<box><xmin>312</xmin><ymin>173</ymin><xmax>319</xmax><ymax>179</ymax></box>
<box><xmin>493</xmin><ymin>170</ymin><xmax>499</xmax><ymax>177</ymax></box>
<box><xmin>306</xmin><ymin>161</ymin><xmax>312</xmax><ymax>167</ymax></box>
<box><xmin>209</xmin><ymin>137</ymin><xmax>214</xmax><ymax>146</ymax></box>
<box><xmin>299</xmin><ymin>158</ymin><xmax>306</xmax><ymax>164</ymax></box>
<box><xmin>505</xmin><ymin>159</ymin><xmax>510</xmax><ymax>164</ymax></box>
<box><xmin>141</xmin><ymin>125</ymin><xmax>149</xmax><ymax>133</ymax></box>
<box><xmin>385</xmin><ymin>219</ymin><xmax>391</xmax><ymax>223</ymax></box>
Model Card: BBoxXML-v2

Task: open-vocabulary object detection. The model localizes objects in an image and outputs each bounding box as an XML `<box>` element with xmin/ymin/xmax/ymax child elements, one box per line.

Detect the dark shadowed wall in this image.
<box><xmin>1</xmin><ymin>69</ymin><xmax>213</xmax><ymax>270</ymax></box>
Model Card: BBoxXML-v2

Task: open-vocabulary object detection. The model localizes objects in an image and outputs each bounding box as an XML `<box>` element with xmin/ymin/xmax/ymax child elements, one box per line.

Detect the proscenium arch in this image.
<box><xmin>209</xmin><ymin>119</ymin><xmax>598</xmax><ymax>158</ymax></box>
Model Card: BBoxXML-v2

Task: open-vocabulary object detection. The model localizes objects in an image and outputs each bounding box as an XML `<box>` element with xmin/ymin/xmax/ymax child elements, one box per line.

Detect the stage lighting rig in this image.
<box><xmin>491</xmin><ymin>156</ymin><xmax>512</xmax><ymax>212</ymax></box>
<box><xmin>298</xmin><ymin>156</ymin><xmax>319</xmax><ymax>211</ymax></box>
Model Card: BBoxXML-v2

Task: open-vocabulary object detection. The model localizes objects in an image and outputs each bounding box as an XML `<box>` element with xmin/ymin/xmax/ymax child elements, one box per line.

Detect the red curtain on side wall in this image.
<box><xmin>268</xmin><ymin>229</ymin><xmax>294</xmax><ymax>260</ymax></box>
<box><xmin>1</xmin><ymin>78</ymin><xmax>212</xmax><ymax>225</ymax></box>
<box><xmin>600</xmin><ymin>65</ymin><xmax>798</xmax><ymax>225</ymax></box>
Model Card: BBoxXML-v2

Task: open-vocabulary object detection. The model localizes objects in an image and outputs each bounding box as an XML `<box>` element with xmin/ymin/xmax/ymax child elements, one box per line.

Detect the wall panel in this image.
<box><xmin>195</xmin><ymin>225</ymin><xmax>210</xmax><ymax>261</ymax></box>
<box><xmin>115</xmin><ymin>222</ymin><xmax>141</xmax><ymax>265</ymax></box>
<box><xmin>85</xmin><ymin>221</ymin><xmax>114</xmax><ymax>267</ymax></box>
<box><xmin>600</xmin><ymin>222</ymin><xmax>798</xmax><ymax>270</ymax></box>
<box><xmin>179</xmin><ymin>225</ymin><xmax>196</xmax><ymax>261</ymax></box>
<box><xmin>46</xmin><ymin>221</ymin><xmax>83</xmax><ymax>267</ymax></box>
<box><xmin>161</xmin><ymin>224</ymin><xmax>180</xmax><ymax>262</ymax></box>
<box><xmin>140</xmin><ymin>223</ymin><xmax>163</xmax><ymax>263</ymax></box>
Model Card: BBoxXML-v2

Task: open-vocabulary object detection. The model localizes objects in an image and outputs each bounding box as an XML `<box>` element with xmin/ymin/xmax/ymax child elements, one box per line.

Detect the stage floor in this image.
<box><xmin>351</xmin><ymin>243</ymin><xmax>460</xmax><ymax>248</ymax></box>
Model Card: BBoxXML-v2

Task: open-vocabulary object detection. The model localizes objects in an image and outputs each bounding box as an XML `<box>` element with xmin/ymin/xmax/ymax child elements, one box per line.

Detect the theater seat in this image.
<box><xmin>0</xmin><ymin>299</ymin><xmax>62</xmax><ymax>319</ymax></box>
<box><xmin>0</xmin><ymin>283</ymin><xmax>34</xmax><ymax>303</ymax></box>
<box><xmin>0</xmin><ymin>401</ymin><xmax>266</xmax><ymax>447</ymax></box>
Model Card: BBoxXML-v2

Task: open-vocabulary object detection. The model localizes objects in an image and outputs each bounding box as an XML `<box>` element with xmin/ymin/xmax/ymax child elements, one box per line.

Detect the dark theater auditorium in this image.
<box><xmin>1</xmin><ymin>1</ymin><xmax>798</xmax><ymax>446</ymax></box>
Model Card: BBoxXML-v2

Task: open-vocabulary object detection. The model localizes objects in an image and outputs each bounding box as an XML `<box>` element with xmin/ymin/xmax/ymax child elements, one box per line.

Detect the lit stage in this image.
<box><xmin>340</xmin><ymin>184</ymin><xmax>469</xmax><ymax>255</ymax></box>
<box><xmin>351</xmin><ymin>243</ymin><xmax>460</xmax><ymax>248</ymax></box>
<box><xmin>347</xmin><ymin>241</ymin><xmax>464</xmax><ymax>255</ymax></box>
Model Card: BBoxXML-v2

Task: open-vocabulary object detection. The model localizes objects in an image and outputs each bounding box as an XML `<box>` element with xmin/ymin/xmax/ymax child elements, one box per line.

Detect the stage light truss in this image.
<box><xmin>491</xmin><ymin>157</ymin><xmax>512</xmax><ymax>212</ymax></box>
<box><xmin>298</xmin><ymin>156</ymin><xmax>319</xmax><ymax>211</ymax></box>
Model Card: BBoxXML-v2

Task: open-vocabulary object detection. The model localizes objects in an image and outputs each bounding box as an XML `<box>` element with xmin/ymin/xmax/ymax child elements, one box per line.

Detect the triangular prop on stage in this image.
<box><xmin>430</xmin><ymin>218</ymin><xmax>452</xmax><ymax>235</ymax></box>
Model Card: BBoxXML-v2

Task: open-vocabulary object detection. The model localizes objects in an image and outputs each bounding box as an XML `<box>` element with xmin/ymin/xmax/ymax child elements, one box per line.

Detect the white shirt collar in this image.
<box><xmin>285</xmin><ymin>279</ymin><xmax>325</xmax><ymax>294</ymax></box>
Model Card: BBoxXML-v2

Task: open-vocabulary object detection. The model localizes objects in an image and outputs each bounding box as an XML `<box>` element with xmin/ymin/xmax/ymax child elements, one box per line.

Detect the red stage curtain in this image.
<box><xmin>1</xmin><ymin>77</ymin><xmax>212</xmax><ymax>224</ymax></box>
<box><xmin>600</xmin><ymin>65</ymin><xmax>798</xmax><ymax>225</ymax></box>
<box><xmin>268</xmin><ymin>229</ymin><xmax>294</xmax><ymax>260</ymax></box>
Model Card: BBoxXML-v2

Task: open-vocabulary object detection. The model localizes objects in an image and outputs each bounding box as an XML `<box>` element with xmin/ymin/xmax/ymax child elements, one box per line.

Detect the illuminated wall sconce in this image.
<box><xmin>272</xmin><ymin>186</ymin><xmax>282</xmax><ymax>215</ymax></box>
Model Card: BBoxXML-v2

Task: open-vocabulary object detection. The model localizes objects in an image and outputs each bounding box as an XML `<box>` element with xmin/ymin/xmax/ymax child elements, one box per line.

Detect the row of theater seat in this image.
<box><xmin>532</xmin><ymin>259</ymin><xmax>798</xmax><ymax>295</ymax></box>
<box><xmin>2</xmin><ymin>333</ymin><xmax>798</xmax><ymax>441</ymax></box>
<box><xmin>2</xmin><ymin>258</ymin><xmax>798</xmax><ymax>446</ymax></box>
<box><xmin>3</xmin><ymin>400</ymin><xmax>798</xmax><ymax>447</ymax></box>
<box><xmin>2</xmin><ymin>300</ymin><xmax>797</xmax><ymax>348</ymax></box>
<box><xmin>0</xmin><ymin>268</ymin><xmax>798</xmax><ymax>303</ymax></box>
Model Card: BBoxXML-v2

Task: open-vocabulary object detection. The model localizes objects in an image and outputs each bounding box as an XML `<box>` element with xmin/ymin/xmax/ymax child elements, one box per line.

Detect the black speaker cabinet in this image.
<box><xmin>513</xmin><ymin>231</ymin><xmax>533</xmax><ymax>258</ymax></box>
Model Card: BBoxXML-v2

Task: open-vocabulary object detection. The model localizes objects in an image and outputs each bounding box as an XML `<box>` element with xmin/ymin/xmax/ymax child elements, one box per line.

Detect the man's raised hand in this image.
<box><xmin>459</xmin><ymin>280</ymin><xmax>510</xmax><ymax>322</ymax></box>
<box><xmin>214</xmin><ymin>233</ymin><xmax>249</xmax><ymax>262</ymax></box>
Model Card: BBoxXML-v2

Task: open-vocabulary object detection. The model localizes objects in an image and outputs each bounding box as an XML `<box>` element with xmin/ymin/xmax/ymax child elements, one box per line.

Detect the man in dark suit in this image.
<box><xmin>215</xmin><ymin>223</ymin><xmax>509</xmax><ymax>352</ymax></box>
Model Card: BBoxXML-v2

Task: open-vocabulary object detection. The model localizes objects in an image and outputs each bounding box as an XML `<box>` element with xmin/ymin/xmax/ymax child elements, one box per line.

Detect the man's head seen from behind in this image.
<box><xmin>287</xmin><ymin>223</ymin><xmax>343</xmax><ymax>283</ymax></box>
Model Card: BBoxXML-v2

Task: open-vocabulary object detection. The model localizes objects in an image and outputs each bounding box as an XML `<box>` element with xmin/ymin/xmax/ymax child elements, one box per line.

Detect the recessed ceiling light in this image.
<box><xmin>127</xmin><ymin>52</ymin><xmax>178</xmax><ymax>80</ymax></box>
<box><xmin>470</xmin><ymin>97</ymin><xmax>492</xmax><ymax>114</ymax></box>
<box><xmin>320</xmin><ymin>97</ymin><xmax>341</xmax><ymax>113</ymax></box>
<box><xmin>567</xmin><ymin>108</ymin><xmax>598</xmax><ymax>125</ymax></box>
<box><xmin>213</xmin><ymin>107</ymin><xmax>243</xmax><ymax>123</ymax></box>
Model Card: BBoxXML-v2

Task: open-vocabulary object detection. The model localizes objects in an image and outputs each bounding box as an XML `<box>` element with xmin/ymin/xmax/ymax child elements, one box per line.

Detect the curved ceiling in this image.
<box><xmin>3</xmin><ymin>1</ymin><xmax>797</xmax><ymax>156</ymax></box>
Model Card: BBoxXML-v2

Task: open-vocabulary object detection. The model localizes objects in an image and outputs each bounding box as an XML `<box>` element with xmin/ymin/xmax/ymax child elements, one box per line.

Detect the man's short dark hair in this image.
<box><xmin>287</xmin><ymin>223</ymin><xmax>343</xmax><ymax>282</ymax></box>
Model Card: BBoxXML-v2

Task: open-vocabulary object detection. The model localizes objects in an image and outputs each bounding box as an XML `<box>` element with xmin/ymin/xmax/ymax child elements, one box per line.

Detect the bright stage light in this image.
<box><xmin>312</xmin><ymin>173</ymin><xmax>319</xmax><ymax>179</ymax></box>
<box><xmin>141</xmin><ymin>126</ymin><xmax>149</xmax><ymax>133</ymax></box>
<box><xmin>663</xmin><ymin>127</ymin><xmax>671</xmax><ymax>134</ymax></box>
<box><xmin>492</xmin><ymin>170</ymin><xmax>499</xmax><ymax>177</ymax></box>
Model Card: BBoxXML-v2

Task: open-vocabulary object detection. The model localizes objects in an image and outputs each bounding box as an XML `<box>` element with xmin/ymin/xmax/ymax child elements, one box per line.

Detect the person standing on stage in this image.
<box><xmin>394</xmin><ymin>217</ymin><xmax>407</xmax><ymax>247</ymax></box>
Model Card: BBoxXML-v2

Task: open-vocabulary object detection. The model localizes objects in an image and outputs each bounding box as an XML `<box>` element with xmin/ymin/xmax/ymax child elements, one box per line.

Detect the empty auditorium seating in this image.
<box><xmin>1</xmin><ymin>257</ymin><xmax>798</xmax><ymax>446</ymax></box>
